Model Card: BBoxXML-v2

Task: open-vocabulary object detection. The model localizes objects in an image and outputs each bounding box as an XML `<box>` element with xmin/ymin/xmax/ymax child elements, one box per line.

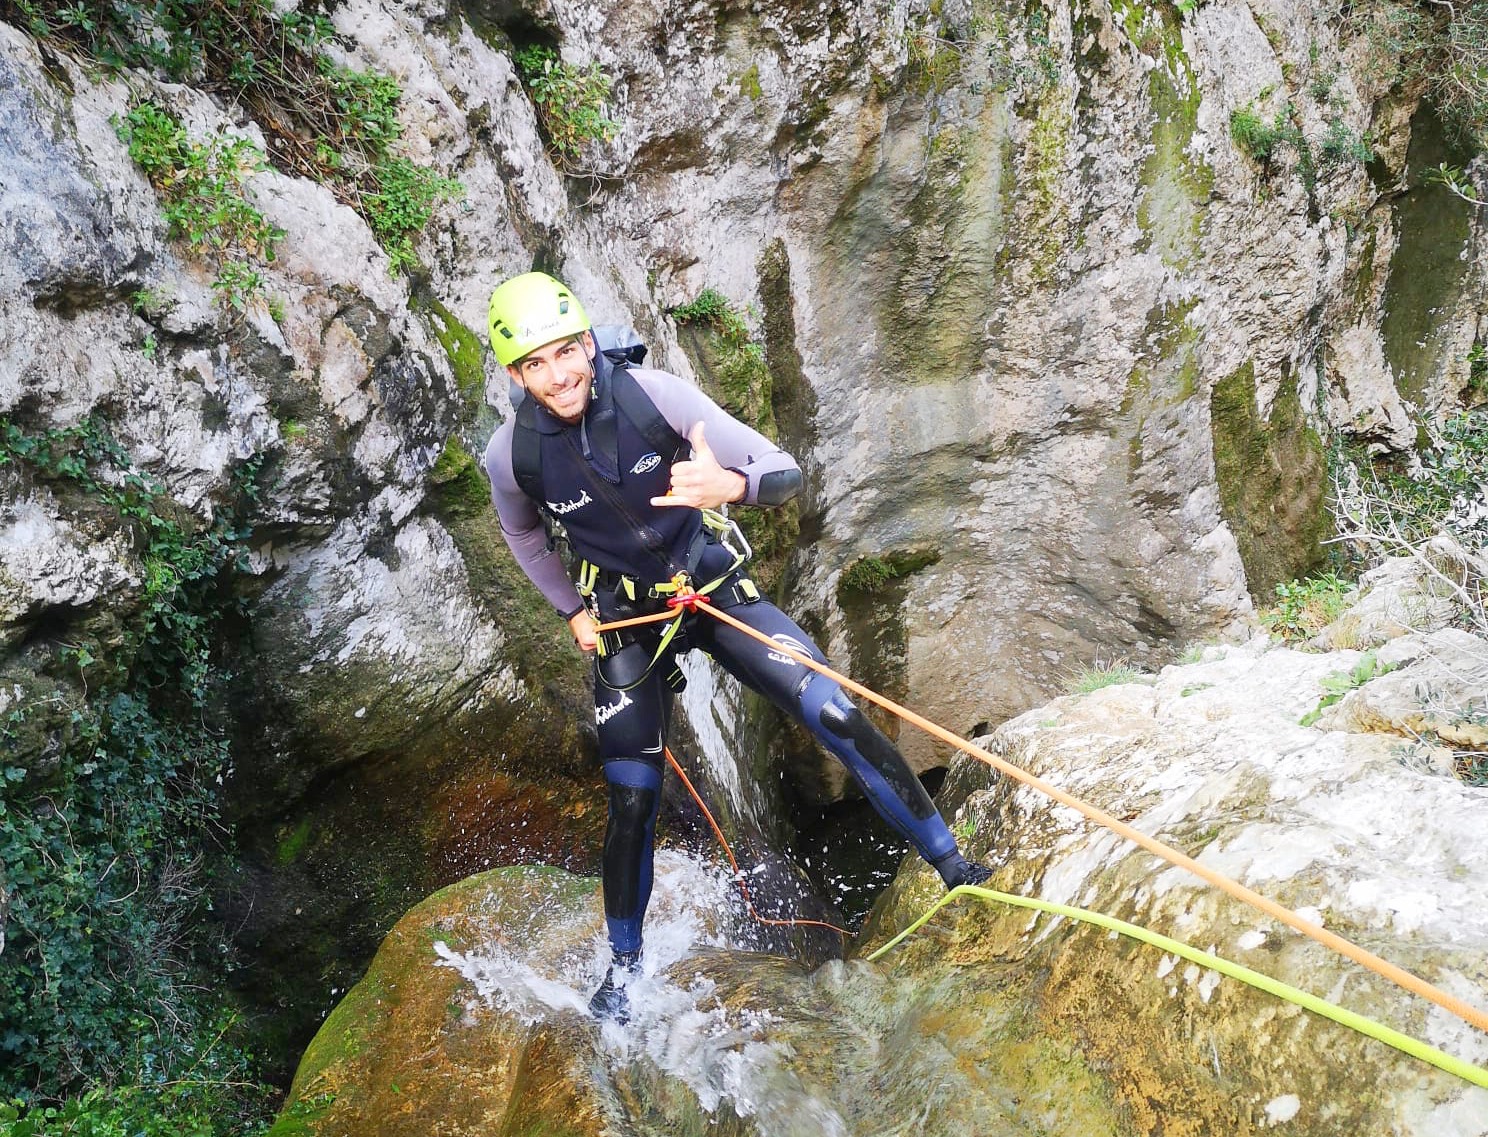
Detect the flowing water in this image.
<box><xmin>432</xmin><ymin>849</ymin><xmax>859</xmax><ymax>1133</ymax></box>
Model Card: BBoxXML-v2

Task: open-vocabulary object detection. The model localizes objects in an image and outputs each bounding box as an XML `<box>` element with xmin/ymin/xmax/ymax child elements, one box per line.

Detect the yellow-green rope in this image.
<box><xmin>866</xmin><ymin>885</ymin><xmax>1488</xmax><ymax>1091</ymax></box>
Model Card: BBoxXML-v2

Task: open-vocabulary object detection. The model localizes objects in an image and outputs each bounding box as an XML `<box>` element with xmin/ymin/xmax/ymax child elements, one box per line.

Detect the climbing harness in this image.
<box><xmin>583</xmin><ymin>510</ymin><xmax>755</xmax><ymax>692</ymax></box>
<box><xmin>593</xmin><ymin>588</ymin><xmax>1488</xmax><ymax>1090</ymax></box>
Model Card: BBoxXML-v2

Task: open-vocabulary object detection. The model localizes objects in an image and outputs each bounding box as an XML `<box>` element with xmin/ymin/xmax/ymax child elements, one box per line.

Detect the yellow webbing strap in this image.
<box><xmin>866</xmin><ymin>885</ymin><xmax>1488</xmax><ymax>1090</ymax></box>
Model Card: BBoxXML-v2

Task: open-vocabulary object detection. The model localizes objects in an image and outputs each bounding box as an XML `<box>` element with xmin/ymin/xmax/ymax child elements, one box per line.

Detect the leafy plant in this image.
<box><xmin>1318</xmin><ymin>117</ymin><xmax>1374</xmax><ymax>166</ymax></box>
<box><xmin>0</xmin><ymin>416</ymin><xmax>270</xmax><ymax>1124</ymax></box>
<box><xmin>117</xmin><ymin>102</ymin><xmax>282</xmax><ymax>310</ymax></box>
<box><xmin>513</xmin><ymin>44</ymin><xmax>618</xmax><ymax>160</ymax></box>
<box><xmin>1261</xmin><ymin>572</ymin><xmax>1355</xmax><ymax>642</ymax></box>
<box><xmin>1299</xmin><ymin>650</ymin><xmax>1397</xmax><ymax>726</ymax></box>
<box><xmin>1230</xmin><ymin>103</ymin><xmax>1303</xmax><ymax>164</ymax></box>
<box><xmin>7</xmin><ymin>0</ymin><xmax>458</xmax><ymax>277</ymax></box>
<box><xmin>363</xmin><ymin>157</ymin><xmax>464</xmax><ymax>274</ymax></box>
<box><xmin>1429</xmin><ymin>162</ymin><xmax>1488</xmax><ymax>208</ymax></box>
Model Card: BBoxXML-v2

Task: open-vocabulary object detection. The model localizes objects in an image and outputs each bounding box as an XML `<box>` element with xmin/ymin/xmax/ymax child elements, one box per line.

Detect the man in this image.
<box><xmin>482</xmin><ymin>272</ymin><xmax>989</xmax><ymax>1021</ymax></box>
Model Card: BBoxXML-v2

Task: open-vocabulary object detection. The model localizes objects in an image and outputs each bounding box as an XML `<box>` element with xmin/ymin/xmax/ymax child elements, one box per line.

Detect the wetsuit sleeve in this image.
<box><xmin>629</xmin><ymin>369</ymin><xmax>800</xmax><ymax>506</ymax></box>
<box><xmin>482</xmin><ymin>423</ymin><xmax>585</xmax><ymax>618</ymax></box>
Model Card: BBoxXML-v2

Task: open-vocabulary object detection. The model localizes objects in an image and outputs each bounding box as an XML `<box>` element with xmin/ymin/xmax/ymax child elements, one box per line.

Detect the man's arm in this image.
<box><xmin>482</xmin><ymin>424</ymin><xmax>590</xmax><ymax>639</ymax></box>
<box><xmin>630</xmin><ymin>369</ymin><xmax>803</xmax><ymax>507</ymax></box>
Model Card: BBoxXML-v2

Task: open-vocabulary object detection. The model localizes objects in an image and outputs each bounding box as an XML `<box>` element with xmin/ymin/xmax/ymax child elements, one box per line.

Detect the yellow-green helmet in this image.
<box><xmin>487</xmin><ymin>271</ymin><xmax>590</xmax><ymax>366</ymax></box>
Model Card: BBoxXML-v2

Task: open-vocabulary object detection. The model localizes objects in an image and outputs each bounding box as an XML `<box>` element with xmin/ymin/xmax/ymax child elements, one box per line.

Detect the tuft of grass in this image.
<box><xmin>1064</xmin><ymin>659</ymin><xmax>1148</xmax><ymax>695</ymax></box>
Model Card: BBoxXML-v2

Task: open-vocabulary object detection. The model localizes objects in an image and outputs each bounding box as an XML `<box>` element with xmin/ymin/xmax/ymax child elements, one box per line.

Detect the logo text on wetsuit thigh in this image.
<box><xmin>768</xmin><ymin>634</ymin><xmax>810</xmax><ymax>666</ymax></box>
<box><xmin>595</xmin><ymin>691</ymin><xmax>634</xmax><ymax>725</ymax></box>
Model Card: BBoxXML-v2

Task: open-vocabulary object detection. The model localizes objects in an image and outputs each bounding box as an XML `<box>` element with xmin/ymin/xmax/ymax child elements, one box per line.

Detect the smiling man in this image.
<box><xmin>482</xmin><ymin>272</ymin><xmax>990</xmax><ymax>1022</ymax></box>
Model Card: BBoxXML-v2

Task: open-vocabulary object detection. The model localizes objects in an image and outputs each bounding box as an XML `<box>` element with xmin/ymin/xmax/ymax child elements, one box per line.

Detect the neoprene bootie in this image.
<box><xmin>588</xmin><ymin>948</ymin><xmax>641</xmax><ymax>1022</ymax></box>
<box><xmin>933</xmin><ymin>850</ymin><xmax>993</xmax><ymax>889</ymax></box>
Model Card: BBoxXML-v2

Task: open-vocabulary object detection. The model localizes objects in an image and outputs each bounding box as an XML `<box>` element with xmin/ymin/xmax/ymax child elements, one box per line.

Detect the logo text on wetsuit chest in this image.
<box><xmin>631</xmin><ymin>452</ymin><xmax>661</xmax><ymax>475</ymax></box>
<box><xmin>546</xmin><ymin>490</ymin><xmax>592</xmax><ymax>515</ymax></box>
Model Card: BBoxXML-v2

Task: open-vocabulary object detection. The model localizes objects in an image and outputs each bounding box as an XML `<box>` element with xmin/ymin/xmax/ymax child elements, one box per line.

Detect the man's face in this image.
<box><xmin>507</xmin><ymin>330</ymin><xmax>595</xmax><ymax>424</ymax></box>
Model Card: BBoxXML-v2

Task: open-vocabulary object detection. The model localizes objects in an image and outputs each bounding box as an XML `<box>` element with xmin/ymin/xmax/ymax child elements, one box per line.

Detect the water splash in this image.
<box><xmin>432</xmin><ymin>850</ymin><xmax>849</xmax><ymax>1129</ymax></box>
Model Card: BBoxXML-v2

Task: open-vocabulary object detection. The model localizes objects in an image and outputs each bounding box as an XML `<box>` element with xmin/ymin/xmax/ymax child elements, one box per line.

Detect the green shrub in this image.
<box><xmin>117</xmin><ymin>102</ymin><xmax>282</xmax><ymax>310</ymax></box>
<box><xmin>0</xmin><ymin>417</ymin><xmax>271</xmax><ymax>1123</ymax></box>
<box><xmin>1261</xmin><ymin>572</ymin><xmax>1355</xmax><ymax>642</ymax></box>
<box><xmin>1347</xmin><ymin>0</ymin><xmax>1488</xmax><ymax>152</ymax></box>
<box><xmin>1230</xmin><ymin>104</ymin><xmax>1301</xmax><ymax>164</ymax></box>
<box><xmin>1318</xmin><ymin>117</ymin><xmax>1374</xmax><ymax>166</ymax></box>
<box><xmin>1333</xmin><ymin>409</ymin><xmax>1488</xmax><ymax>552</ymax></box>
<box><xmin>364</xmin><ymin>157</ymin><xmax>464</xmax><ymax>275</ymax></box>
<box><xmin>671</xmin><ymin>289</ymin><xmax>773</xmax><ymax>436</ymax></box>
<box><xmin>513</xmin><ymin>44</ymin><xmax>618</xmax><ymax>160</ymax></box>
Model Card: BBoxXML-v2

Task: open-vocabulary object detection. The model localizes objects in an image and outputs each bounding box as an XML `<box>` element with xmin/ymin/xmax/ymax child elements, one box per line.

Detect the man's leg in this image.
<box><xmin>693</xmin><ymin>597</ymin><xmax>990</xmax><ymax>889</ymax></box>
<box><xmin>590</xmin><ymin>662</ymin><xmax>669</xmax><ymax>1019</ymax></box>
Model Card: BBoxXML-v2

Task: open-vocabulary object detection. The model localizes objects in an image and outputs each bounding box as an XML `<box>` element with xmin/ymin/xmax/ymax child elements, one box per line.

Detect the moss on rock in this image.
<box><xmin>1210</xmin><ymin>361</ymin><xmax>1330</xmax><ymax>600</ymax></box>
<box><xmin>269</xmin><ymin>866</ymin><xmax>608</xmax><ymax>1137</ymax></box>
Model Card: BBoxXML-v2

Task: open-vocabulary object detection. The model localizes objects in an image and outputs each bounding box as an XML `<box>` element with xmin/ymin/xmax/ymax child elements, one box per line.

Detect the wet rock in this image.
<box><xmin>275</xmin><ymin>622</ymin><xmax>1488</xmax><ymax>1134</ymax></box>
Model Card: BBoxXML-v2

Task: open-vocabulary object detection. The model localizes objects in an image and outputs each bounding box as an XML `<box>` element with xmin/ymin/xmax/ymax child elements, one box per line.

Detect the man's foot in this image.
<box><xmin>932</xmin><ymin>851</ymin><xmax>993</xmax><ymax>890</ymax></box>
<box><xmin>588</xmin><ymin>949</ymin><xmax>641</xmax><ymax>1023</ymax></box>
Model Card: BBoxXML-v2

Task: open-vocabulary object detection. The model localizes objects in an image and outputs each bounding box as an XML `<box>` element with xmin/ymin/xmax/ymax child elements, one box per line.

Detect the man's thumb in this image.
<box><xmin>689</xmin><ymin>421</ymin><xmax>711</xmax><ymax>455</ymax></box>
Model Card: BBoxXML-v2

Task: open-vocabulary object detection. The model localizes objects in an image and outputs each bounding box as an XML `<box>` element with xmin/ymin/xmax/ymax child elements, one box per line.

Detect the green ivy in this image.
<box><xmin>0</xmin><ymin>416</ymin><xmax>272</xmax><ymax>1129</ymax></box>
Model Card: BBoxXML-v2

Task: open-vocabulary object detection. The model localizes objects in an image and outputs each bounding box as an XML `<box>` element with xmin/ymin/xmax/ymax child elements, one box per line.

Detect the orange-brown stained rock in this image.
<box><xmin>268</xmin><ymin>866</ymin><xmax>608</xmax><ymax>1137</ymax></box>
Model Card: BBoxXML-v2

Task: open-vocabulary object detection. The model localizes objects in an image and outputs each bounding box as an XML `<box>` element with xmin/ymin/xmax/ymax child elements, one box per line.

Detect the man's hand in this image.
<box><xmin>650</xmin><ymin>423</ymin><xmax>746</xmax><ymax>510</ymax></box>
<box><xmin>568</xmin><ymin>609</ymin><xmax>599</xmax><ymax>653</ymax></box>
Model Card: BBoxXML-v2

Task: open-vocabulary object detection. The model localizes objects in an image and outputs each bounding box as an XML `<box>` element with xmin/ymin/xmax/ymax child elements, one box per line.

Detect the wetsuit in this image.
<box><xmin>484</xmin><ymin>352</ymin><xmax>970</xmax><ymax>957</ymax></box>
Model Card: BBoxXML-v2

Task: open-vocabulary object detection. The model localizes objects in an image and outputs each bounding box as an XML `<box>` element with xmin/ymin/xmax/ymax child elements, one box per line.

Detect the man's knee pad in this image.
<box><xmin>807</xmin><ymin>680</ymin><xmax>937</xmax><ymax>822</ymax></box>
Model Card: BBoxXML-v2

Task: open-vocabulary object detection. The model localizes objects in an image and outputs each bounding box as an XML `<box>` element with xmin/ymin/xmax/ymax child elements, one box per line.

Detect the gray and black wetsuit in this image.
<box><xmin>485</xmin><ymin>356</ymin><xmax>962</xmax><ymax>955</ymax></box>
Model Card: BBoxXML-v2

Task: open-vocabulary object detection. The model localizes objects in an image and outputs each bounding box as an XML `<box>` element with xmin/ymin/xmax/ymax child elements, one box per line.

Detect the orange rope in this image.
<box><xmin>662</xmin><ymin>746</ymin><xmax>849</xmax><ymax>938</ymax></box>
<box><xmin>681</xmin><ymin>601</ymin><xmax>1488</xmax><ymax>1036</ymax></box>
<box><xmin>592</xmin><ymin>608</ymin><xmax>681</xmax><ymax>633</ymax></box>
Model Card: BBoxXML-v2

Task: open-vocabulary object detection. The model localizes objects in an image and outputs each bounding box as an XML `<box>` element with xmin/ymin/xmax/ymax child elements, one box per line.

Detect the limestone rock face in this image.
<box><xmin>5</xmin><ymin>0</ymin><xmax>1486</xmax><ymax>1072</ymax></box>
<box><xmin>354</xmin><ymin>0</ymin><xmax>1485</xmax><ymax>786</ymax></box>
<box><xmin>0</xmin><ymin>17</ymin><xmax>594</xmax><ymax>1042</ymax></box>
<box><xmin>273</xmin><ymin>613</ymin><xmax>1488</xmax><ymax>1135</ymax></box>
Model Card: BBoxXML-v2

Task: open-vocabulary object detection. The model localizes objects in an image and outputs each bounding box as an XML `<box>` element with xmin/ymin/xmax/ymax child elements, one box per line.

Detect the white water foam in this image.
<box><xmin>432</xmin><ymin>850</ymin><xmax>844</xmax><ymax>1127</ymax></box>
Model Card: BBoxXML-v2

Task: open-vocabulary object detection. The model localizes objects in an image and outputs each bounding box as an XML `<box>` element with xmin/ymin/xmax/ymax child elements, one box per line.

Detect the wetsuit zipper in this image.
<box><xmin>562</xmin><ymin>430</ymin><xmax>677</xmax><ymax>581</ymax></box>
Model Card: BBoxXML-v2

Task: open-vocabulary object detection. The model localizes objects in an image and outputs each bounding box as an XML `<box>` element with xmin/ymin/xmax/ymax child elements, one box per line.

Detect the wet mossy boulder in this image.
<box><xmin>267</xmin><ymin>865</ymin><xmax>612</xmax><ymax>1137</ymax></box>
<box><xmin>277</xmin><ymin>617</ymin><xmax>1488</xmax><ymax>1135</ymax></box>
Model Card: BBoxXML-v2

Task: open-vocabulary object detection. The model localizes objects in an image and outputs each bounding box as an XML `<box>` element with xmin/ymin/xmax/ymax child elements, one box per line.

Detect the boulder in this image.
<box><xmin>275</xmin><ymin>630</ymin><xmax>1488</xmax><ymax>1134</ymax></box>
